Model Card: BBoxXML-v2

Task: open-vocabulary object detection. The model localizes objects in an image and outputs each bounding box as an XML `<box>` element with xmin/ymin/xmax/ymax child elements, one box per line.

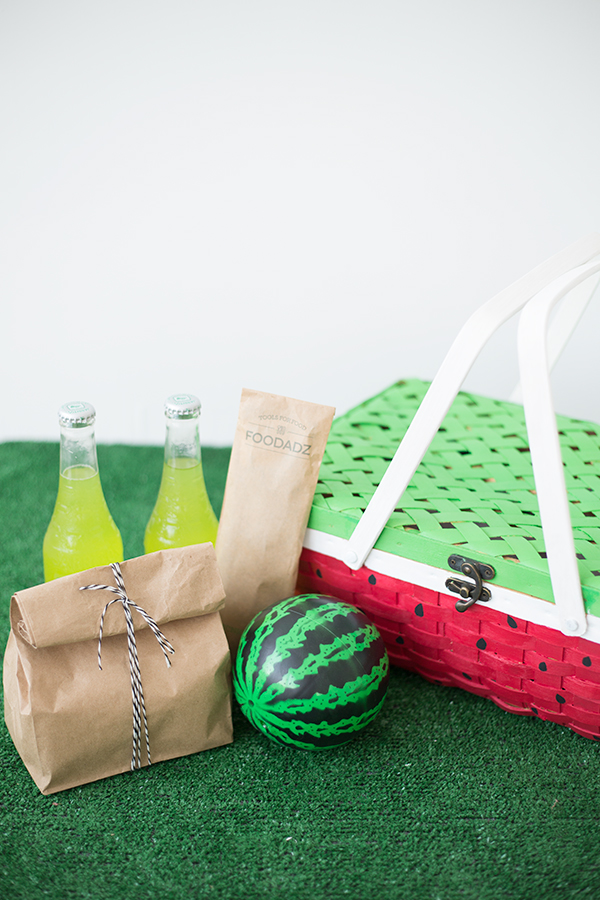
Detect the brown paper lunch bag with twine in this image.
<box><xmin>3</xmin><ymin>543</ymin><xmax>233</xmax><ymax>795</ymax></box>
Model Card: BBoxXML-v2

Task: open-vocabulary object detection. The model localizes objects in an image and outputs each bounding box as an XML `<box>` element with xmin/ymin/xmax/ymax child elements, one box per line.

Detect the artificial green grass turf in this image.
<box><xmin>1</xmin><ymin>442</ymin><xmax>600</xmax><ymax>900</ymax></box>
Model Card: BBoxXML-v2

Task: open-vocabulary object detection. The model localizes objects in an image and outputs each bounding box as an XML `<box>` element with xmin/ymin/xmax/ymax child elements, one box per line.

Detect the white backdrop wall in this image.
<box><xmin>1</xmin><ymin>0</ymin><xmax>600</xmax><ymax>447</ymax></box>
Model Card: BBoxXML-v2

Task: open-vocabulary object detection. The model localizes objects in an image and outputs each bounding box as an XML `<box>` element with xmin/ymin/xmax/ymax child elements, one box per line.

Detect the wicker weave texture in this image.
<box><xmin>308</xmin><ymin>379</ymin><xmax>600</xmax><ymax>615</ymax></box>
<box><xmin>298</xmin><ymin>548</ymin><xmax>600</xmax><ymax>741</ymax></box>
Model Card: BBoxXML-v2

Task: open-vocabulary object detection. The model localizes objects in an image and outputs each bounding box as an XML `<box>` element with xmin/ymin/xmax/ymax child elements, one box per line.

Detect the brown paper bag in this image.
<box><xmin>3</xmin><ymin>544</ymin><xmax>232</xmax><ymax>795</ymax></box>
<box><xmin>216</xmin><ymin>389</ymin><xmax>335</xmax><ymax>653</ymax></box>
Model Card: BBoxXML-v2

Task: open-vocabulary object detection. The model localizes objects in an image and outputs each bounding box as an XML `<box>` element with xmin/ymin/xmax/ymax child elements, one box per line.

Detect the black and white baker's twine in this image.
<box><xmin>80</xmin><ymin>562</ymin><xmax>175</xmax><ymax>771</ymax></box>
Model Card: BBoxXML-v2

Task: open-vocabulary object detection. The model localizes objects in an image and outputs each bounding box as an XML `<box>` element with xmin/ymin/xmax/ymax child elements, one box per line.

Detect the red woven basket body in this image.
<box><xmin>298</xmin><ymin>548</ymin><xmax>600</xmax><ymax>741</ymax></box>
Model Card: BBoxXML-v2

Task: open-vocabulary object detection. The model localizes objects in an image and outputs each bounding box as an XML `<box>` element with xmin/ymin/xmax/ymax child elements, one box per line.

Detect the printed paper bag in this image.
<box><xmin>216</xmin><ymin>389</ymin><xmax>335</xmax><ymax>652</ymax></box>
<box><xmin>3</xmin><ymin>544</ymin><xmax>232</xmax><ymax>795</ymax></box>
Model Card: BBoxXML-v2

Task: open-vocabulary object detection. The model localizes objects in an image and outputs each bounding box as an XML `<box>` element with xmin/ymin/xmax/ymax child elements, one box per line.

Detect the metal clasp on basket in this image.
<box><xmin>445</xmin><ymin>555</ymin><xmax>495</xmax><ymax>612</ymax></box>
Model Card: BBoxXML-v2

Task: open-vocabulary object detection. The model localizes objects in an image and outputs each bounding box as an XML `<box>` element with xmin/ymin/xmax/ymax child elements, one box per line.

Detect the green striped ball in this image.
<box><xmin>233</xmin><ymin>594</ymin><xmax>389</xmax><ymax>750</ymax></box>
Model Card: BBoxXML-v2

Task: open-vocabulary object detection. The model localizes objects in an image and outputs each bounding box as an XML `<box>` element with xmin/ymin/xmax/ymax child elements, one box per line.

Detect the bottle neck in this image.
<box><xmin>164</xmin><ymin>416</ymin><xmax>201</xmax><ymax>467</ymax></box>
<box><xmin>59</xmin><ymin>422</ymin><xmax>98</xmax><ymax>476</ymax></box>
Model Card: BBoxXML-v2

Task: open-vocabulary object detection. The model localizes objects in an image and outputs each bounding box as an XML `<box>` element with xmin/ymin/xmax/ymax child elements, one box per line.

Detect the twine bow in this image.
<box><xmin>80</xmin><ymin>562</ymin><xmax>175</xmax><ymax>770</ymax></box>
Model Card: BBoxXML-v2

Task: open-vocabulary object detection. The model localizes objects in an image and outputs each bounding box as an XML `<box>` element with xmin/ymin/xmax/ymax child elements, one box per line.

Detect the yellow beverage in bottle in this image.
<box><xmin>43</xmin><ymin>401</ymin><xmax>124</xmax><ymax>582</ymax></box>
<box><xmin>144</xmin><ymin>394</ymin><xmax>218</xmax><ymax>554</ymax></box>
<box><xmin>43</xmin><ymin>465</ymin><xmax>124</xmax><ymax>581</ymax></box>
<box><xmin>144</xmin><ymin>456</ymin><xmax>218</xmax><ymax>553</ymax></box>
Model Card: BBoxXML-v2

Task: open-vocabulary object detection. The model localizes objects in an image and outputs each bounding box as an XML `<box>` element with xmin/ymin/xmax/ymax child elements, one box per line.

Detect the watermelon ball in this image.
<box><xmin>233</xmin><ymin>594</ymin><xmax>389</xmax><ymax>750</ymax></box>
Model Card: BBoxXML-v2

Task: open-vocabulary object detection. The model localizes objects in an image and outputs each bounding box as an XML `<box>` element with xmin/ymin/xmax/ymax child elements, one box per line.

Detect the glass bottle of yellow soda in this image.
<box><xmin>43</xmin><ymin>402</ymin><xmax>124</xmax><ymax>581</ymax></box>
<box><xmin>144</xmin><ymin>393</ymin><xmax>218</xmax><ymax>553</ymax></box>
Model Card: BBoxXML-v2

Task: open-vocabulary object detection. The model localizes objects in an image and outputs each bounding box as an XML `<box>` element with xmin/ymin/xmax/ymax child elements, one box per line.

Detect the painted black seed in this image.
<box><xmin>531</xmin><ymin>707</ymin><xmax>538</xmax><ymax>715</ymax></box>
<box><xmin>507</xmin><ymin>616</ymin><xmax>517</xmax><ymax>629</ymax></box>
<box><xmin>462</xmin><ymin>672</ymin><xmax>472</xmax><ymax>681</ymax></box>
<box><xmin>395</xmin><ymin>636</ymin><xmax>404</xmax><ymax>645</ymax></box>
<box><xmin>556</xmin><ymin>694</ymin><xmax>566</xmax><ymax>704</ymax></box>
<box><xmin>539</xmin><ymin>662</ymin><xmax>547</xmax><ymax>671</ymax></box>
<box><xmin>316</xmin><ymin>569</ymin><xmax>322</xmax><ymax>578</ymax></box>
<box><xmin>368</xmin><ymin>575</ymin><xmax>377</xmax><ymax>585</ymax></box>
<box><xmin>583</xmin><ymin>656</ymin><xmax>592</xmax><ymax>667</ymax></box>
<box><xmin>476</xmin><ymin>638</ymin><xmax>487</xmax><ymax>650</ymax></box>
<box><xmin>415</xmin><ymin>603</ymin><xmax>424</xmax><ymax>617</ymax></box>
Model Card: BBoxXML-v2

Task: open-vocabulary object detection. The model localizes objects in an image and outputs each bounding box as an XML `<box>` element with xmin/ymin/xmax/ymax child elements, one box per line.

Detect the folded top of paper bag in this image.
<box><xmin>11</xmin><ymin>544</ymin><xmax>224</xmax><ymax>650</ymax></box>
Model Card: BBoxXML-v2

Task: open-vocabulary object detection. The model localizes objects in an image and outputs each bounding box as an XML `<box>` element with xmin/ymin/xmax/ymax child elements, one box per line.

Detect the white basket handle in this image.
<box><xmin>511</xmin><ymin>270</ymin><xmax>600</xmax><ymax>402</ymax></box>
<box><xmin>343</xmin><ymin>234</ymin><xmax>600</xmax><ymax>635</ymax></box>
<box><xmin>517</xmin><ymin>259</ymin><xmax>600</xmax><ymax>636</ymax></box>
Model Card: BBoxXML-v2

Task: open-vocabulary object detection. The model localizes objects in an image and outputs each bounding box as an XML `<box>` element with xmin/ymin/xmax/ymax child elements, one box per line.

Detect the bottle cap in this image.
<box><xmin>164</xmin><ymin>394</ymin><xmax>201</xmax><ymax>419</ymax></box>
<box><xmin>58</xmin><ymin>401</ymin><xmax>96</xmax><ymax>427</ymax></box>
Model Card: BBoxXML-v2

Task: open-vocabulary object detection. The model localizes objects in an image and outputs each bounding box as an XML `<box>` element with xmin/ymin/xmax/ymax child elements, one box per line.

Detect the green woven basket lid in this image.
<box><xmin>307</xmin><ymin>379</ymin><xmax>600</xmax><ymax>617</ymax></box>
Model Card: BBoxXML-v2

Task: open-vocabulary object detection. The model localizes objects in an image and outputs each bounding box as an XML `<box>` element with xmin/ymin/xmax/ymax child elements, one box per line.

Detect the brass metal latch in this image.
<box><xmin>445</xmin><ymin>555</ymin><xmax>495</xmax><ymax>612</ymax></box>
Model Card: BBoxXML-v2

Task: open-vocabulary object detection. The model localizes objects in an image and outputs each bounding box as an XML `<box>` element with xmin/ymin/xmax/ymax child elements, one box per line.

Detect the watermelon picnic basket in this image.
<box><xmin>297</xmin><ymin>234</ymin><xmax>600</xmax><ymax>740</ymax></box>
